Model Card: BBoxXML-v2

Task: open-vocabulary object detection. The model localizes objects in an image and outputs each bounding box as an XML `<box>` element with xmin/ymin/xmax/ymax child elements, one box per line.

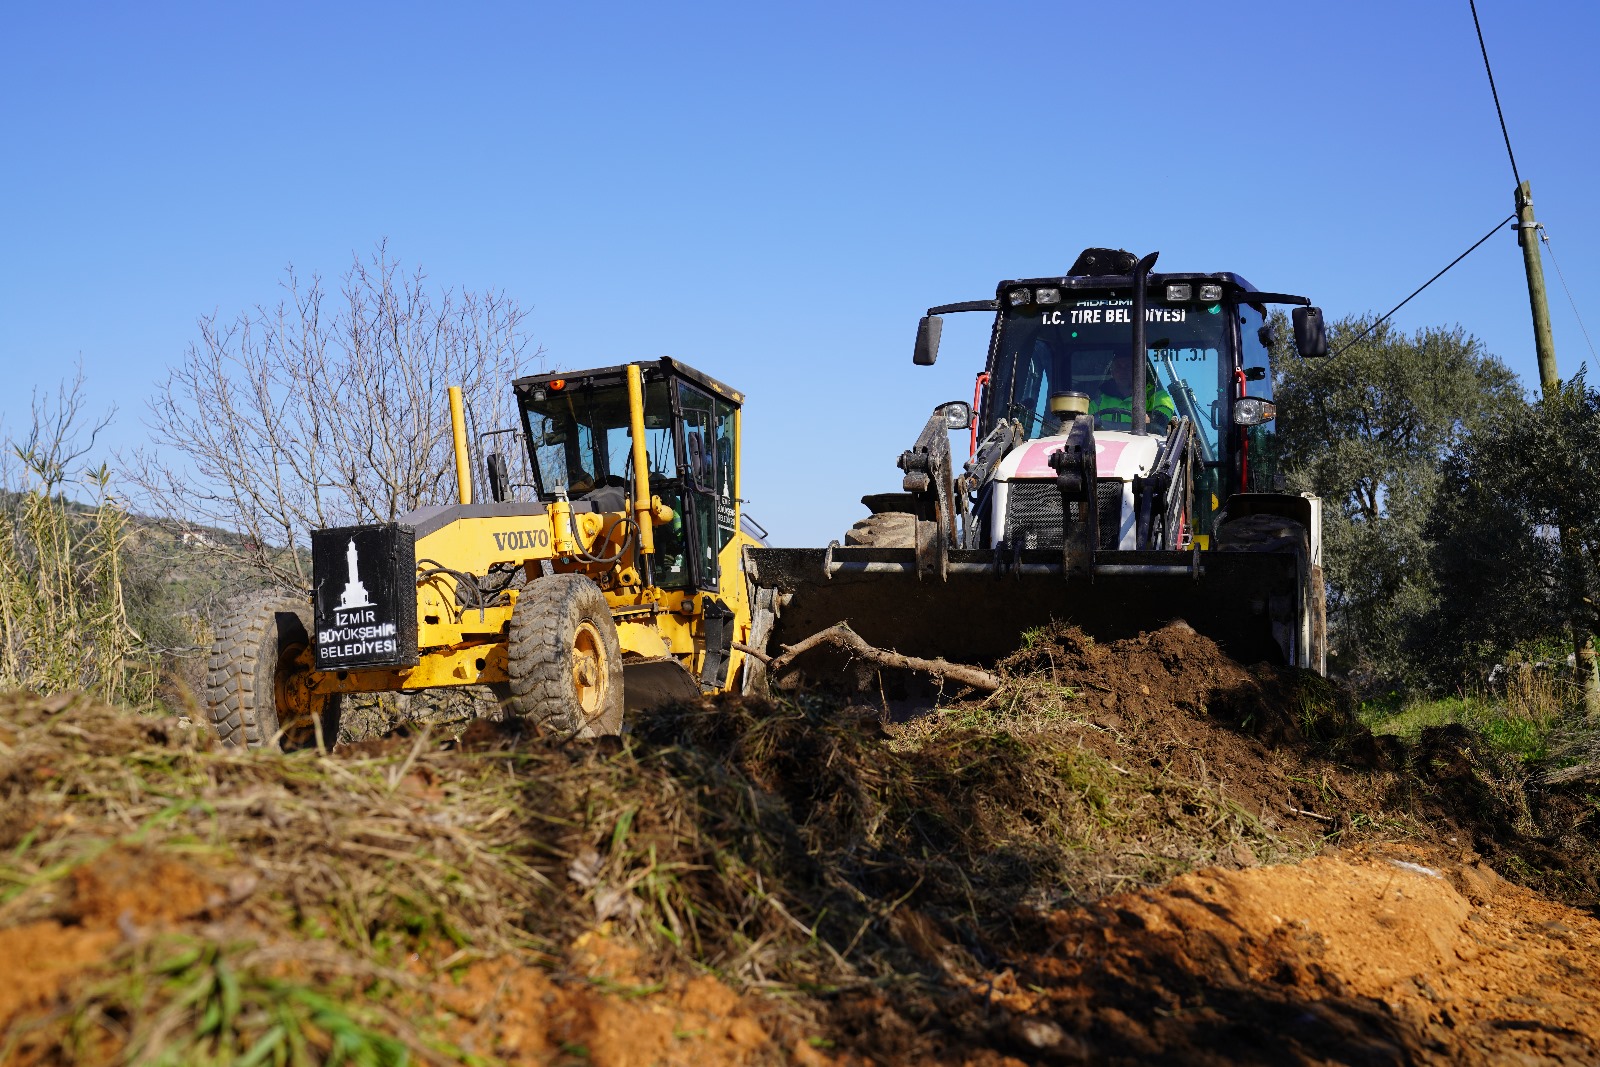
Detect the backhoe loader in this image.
<box><xmin>746</xmin><ymin>248</ymin><xmax>1329</xmax><ymax>681</ymax></box>
<box><xmin>207</xmin><ymin>358</ymin><xmax>762</xmax><ymax>749</ymax></box>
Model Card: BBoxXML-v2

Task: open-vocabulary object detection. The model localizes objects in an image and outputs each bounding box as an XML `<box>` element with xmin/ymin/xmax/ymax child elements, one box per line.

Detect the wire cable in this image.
<box><xmin>1471</xmin><ymin>3</ymin><xmax>1596</xmax><ymax>373</ymax></box>
<box><xmin>1332</xmin><ymin>214</ymin><xmax>1515</xmax><ymax>358</ymax></box>
<box><xmin>1470</xmin><ymin>0</ymin><xmax>1522</xmax><ymax>190</ymax></box>
<box><xmin>1539</xmin><ymin>225</ymin><xmax>1600</xmax><ymax>363</ymax></box>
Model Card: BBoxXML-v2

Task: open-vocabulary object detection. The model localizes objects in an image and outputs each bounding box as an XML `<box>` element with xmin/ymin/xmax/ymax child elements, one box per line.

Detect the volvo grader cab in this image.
<box><xmin>207</xmin><ymin>358</ymin><xmax>763</xmax><ymax>749</ymax></box>
<box><xmin>746</xmin><ymin>248</ymin><xmax>1330</xmax><ymax>677</ymax></box>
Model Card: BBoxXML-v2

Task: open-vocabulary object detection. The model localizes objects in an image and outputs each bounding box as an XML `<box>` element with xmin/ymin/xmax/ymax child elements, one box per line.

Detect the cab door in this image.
<box><xmin>1235</xmin><ymin>303</ymin><xmax>1281</xmax><ymax>495</ymax></box>
<box><xmin>673</xmin><ymin>379</ymin><xmax>736</xmax><ymax>592</ymax></box>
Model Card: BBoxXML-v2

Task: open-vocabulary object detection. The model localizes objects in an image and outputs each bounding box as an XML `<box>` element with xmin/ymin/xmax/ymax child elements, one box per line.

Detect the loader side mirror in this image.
<box><xmin>1293</xmin><ymin>307</ymin><xmax>1327</xmax><ymax>359</ymax></box>
<box><xmin>486</xmin><ymin>452</ymin><xmax>510</xmax><ymax>502</ymax></box>
<box><xmin>913</xmin><ymin>315</ymin><xmax>943</xmax><ymax>366</ymax></box>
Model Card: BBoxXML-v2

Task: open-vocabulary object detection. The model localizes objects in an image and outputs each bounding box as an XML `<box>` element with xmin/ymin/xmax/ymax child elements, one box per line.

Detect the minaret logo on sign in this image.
<box><xmin>337</xmin><ymin>538</ymin><xmax>373</xmax><ymax>610</ymax></box>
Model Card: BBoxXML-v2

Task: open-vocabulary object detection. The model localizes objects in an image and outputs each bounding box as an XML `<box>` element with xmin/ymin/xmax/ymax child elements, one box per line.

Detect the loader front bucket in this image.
<box><xmin>746</xmin><ymin>545</ymin><xmax>1306</xmax><ymax>678</ymax></box>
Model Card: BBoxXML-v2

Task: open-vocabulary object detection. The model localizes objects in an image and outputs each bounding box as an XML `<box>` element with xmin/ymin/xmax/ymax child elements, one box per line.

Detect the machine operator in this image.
<box><xmin>1090</xmin><ymin>353</ymin><xmax>1177</xmax><ymax>431</ymax></box>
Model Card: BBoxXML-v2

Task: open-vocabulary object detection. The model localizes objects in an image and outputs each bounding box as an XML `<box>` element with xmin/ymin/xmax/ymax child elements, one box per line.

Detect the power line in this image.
<box><xmin>1470</xmin><ymin>0</ymin><xmax>1522</xmax><ymax>191</ymax></box>
<box><xmin>1333</xmin><ymin>214</ymin><xmax>1515</xmax><ymax>358</ymax></box>
<box><xmin>1539</xmin><ymin>225</ymin><xmax>1600</xmax><ymax>364</ymax></box>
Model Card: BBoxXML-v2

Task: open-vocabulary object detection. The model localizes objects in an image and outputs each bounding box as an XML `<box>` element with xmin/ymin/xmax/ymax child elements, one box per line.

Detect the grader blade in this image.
<box><xmin>621</xmin><ymin>658</ymin><xmax>705</xmax><ymax>712</ymax></box>
<box><xmin>748</xmin><ymin>545</ymin><xmax>1302</xmax><ymax>674</ymax></box>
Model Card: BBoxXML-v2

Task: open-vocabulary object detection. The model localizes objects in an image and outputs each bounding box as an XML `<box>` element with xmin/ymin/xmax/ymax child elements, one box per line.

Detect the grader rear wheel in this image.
<box><xmin>507</xmin><ymin>573</ymin><xmax>625</xmax><ymax>738</ymax></box>
<box><xmin>206</xmin><ymin>592</ymin><xmax>341</xmax><ymax>751</ymax></box>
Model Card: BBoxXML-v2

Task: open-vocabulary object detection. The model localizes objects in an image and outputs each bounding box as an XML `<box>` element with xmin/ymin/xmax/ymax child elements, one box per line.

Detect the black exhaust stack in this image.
<box><xmin>1130</xmin><ymin>251</ymin><xmax>1159</xmax><ymax>437</ymax></box>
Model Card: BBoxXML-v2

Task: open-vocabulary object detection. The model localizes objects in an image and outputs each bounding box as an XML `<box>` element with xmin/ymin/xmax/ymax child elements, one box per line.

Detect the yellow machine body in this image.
<box><xmin>294</xmin><ymin>358</ymin><xmax>762</xmax><ymax>714</ymax></box>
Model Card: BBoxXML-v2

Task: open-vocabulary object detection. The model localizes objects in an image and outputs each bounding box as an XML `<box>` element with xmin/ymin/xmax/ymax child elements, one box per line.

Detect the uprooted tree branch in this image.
<box><xmin>128</xmin><ymin>240</ymin><xmax>540</xmax><ymax>590</ymax></box>
<box><xmin>762</xmin><ymin>621</ymin><xmax>1002</xmax><ymax>693</ymax></box>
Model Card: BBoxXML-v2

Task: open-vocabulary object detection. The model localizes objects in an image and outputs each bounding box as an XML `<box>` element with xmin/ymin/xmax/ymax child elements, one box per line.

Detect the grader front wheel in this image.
<box><xmin>507</xmin><ymin>574</ymin><xmax>625</xmax><ymax>738</ymax></box>
<box><xmin>206</xmin><ymin>592</ymin><xmax>341</xmax><ymax>751</ymax></box>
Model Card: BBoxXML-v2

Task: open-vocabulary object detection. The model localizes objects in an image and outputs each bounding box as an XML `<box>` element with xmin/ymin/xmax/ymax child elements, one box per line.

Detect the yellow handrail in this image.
<box><xmin>625</xmin><ymin>365</ymin><xmax>655</xmax><ymax>555</ymax></box>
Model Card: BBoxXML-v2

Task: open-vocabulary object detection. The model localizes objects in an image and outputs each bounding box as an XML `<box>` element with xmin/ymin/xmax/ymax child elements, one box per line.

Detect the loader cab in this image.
<box><xmin>977</xmin><ymin>272</ymin><xmax>1293</xmax><ymax>535</ymax></box>
<box><xmin>513</xmin><ymin>359</ymin><xmax>743</xmax><ymax>593</ymax></box>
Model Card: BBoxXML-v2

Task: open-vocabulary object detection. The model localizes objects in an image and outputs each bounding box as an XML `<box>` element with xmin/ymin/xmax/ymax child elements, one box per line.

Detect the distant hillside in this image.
<box><xmin>2</xmin><ymin>487</ymin><xmax>278</xmax><ymax>693</ymax></box>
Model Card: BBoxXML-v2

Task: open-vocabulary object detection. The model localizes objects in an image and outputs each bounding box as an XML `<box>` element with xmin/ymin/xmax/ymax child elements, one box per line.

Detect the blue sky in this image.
<box><xmin>3</xmin><ymin>1</ymin><xmax>1597</xmax><ymax>546</ymax></box>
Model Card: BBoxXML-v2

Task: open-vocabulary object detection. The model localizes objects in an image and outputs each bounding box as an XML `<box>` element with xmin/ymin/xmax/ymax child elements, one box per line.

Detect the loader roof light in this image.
<box><xmin>549</xmin><ymin>379</ymin><xmax>567</xmax><ymax>391</ymax></box>
<box><xmin>1165</xmin><ymin>283</ymin><xmax>1193</xmax><ymax>302</ymax></box>
<box><xmin>1199</xmin><ymin>283</ymin><xmax>1223</xmax><ymax>302</ymax></box>
<box><xmin>1008</xmin><ymin>288</ymin><xmax>1032</xmax><ymax>307</ymax></box>
<box><xmin>1233</xmin><ymin>397</ymin><xmax>1277</xmax><ymax>426</ymax></box>
<box><xmin>1035</xmin><ymin>287</ymin><xmax>1061</xmax><ymax>305</ymax></box>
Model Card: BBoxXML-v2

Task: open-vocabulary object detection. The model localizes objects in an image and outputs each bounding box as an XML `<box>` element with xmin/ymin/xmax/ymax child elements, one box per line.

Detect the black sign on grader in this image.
<box><xmin>311</xmin><ymin>523</ymin><xmax>418</xmax><ymax>670</ymax></box>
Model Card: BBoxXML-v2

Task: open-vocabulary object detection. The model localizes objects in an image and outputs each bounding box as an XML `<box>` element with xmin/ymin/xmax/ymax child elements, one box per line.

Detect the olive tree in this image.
<box><xmin>1272</xmin><ymin>316</ymin><xmax>1524</xmax><ymax>686</ymax></box>
<box><xmin>131</xmin><ymin>242</ymin><xmax>539</xmax><ymax>589</ymax></box>
<box><xmin>1428</xmin><ymin>374</ymin><xmax>1600</xmax><ymax>708</ymax></box>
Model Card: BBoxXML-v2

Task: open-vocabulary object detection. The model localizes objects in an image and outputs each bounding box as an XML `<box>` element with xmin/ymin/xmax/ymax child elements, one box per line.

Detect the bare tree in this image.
<box><xmin>131</xmin><ymin>242</ymin><xmax>539</xmax><ymax>589</ymax></box>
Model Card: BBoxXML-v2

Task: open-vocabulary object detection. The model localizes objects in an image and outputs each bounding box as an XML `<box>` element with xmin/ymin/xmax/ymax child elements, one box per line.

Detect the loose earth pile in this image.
<box><xmin>1</xmin><ymin>623</ymin><xmax>1596</xmax><ymax>1064</ymax></box>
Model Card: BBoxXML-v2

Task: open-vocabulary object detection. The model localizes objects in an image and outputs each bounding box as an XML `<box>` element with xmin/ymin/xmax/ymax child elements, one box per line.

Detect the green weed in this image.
<box><xmin>1362</xmin><ymin>691</ymin><xmax>1562</xmax><ymax>762</ymax></box>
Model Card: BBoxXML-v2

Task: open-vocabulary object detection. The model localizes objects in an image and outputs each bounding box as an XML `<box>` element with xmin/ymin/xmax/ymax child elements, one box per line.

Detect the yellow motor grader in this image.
<box><xmin>206</xmin><ymin>359</ymin><xmax>764</xmax><ymax>749</ymax></box>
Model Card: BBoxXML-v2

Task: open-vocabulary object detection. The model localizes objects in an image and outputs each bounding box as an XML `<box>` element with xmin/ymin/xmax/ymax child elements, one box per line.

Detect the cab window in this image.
<box><xmin>524</xmin><ymin>380</ymin><xmax>673</xmax><ymax>497</ymax></box>
<box><xmin>675</xmin><ymin>380</ymin><xmax>725</xmax><ymax>591</ymax></box>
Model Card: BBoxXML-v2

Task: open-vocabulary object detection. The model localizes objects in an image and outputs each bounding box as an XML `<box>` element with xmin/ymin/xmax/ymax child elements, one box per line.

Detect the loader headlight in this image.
<box><xmin>1035</xmin><ymin>287</ymin><xmax>1061</xmax><ymax>305</ymax></box>
<box><xmin>1199</xmin><ymin>283</ymin><xmax>1223</xmax><ymax>302</ymax></box>
<box><xmin>1008</xmin><ymin>288</ymin><xmax>1032</xmax><ymax>307</ymax></box>
<box><xmin>936</xmin><ymin>400</ymin><xmax>973</xmax><ymax>430</ymax></box>
<box><xmin>1233</xmin><ymin>397</ymin><xmax>1277</xmax><ymax>426</ymax></box>
<box><xmin>1165</xmin><ymin>283</ymin><xmax>1192</xmax><ymax>302</ymax></box>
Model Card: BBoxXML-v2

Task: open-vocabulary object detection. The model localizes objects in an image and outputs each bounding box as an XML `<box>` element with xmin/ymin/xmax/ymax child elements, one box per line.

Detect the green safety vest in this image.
<box><xmin>1089</xmin><ymin>381</ymin><xmax>1178</xmax><ymax>424</ymax></box>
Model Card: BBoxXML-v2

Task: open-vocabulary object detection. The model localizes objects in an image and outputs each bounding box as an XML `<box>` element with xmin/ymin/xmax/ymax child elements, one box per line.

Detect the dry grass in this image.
<box><xmin>0</xmin><ymin>669</ymin><xmax>1324</xmax><ymax>1062</ymax></box>
<box><xmin>7</xmin><ymin>626</ymin><xmax>1590</xmax><ymax>1064</ymax></box>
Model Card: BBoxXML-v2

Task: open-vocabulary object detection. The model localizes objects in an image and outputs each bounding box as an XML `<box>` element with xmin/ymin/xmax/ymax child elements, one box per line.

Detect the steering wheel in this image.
<box><xmin>1094</xmin><ymin>407</ymin><xmax>1134</xmax><ymax>429</ymax></box>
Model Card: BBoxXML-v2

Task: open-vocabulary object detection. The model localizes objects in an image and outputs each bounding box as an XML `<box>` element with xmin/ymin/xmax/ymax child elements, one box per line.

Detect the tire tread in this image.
<box><xmin>506</xmin><ymin>574</ymin><xmax>625</xmax><ymax>737</ymax></box>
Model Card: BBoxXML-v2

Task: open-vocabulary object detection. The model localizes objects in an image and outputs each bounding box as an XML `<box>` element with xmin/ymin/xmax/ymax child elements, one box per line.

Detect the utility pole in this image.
<box><xmin>1516</xmin><ymin>181</ymin><xmax>1560</xmax><ymax>394</ymax></box>
<box><xmin>1516</xmin><ymin>179</ymin><xmax>1600</xmax><ymax>716</ymax></box>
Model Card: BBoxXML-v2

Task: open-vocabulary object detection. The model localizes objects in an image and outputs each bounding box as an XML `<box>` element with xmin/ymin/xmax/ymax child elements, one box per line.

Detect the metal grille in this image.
<box><xmin>1003</xmin><ymin>479</ymin><xmax>1124</xmax><ymax>550</ymax></box>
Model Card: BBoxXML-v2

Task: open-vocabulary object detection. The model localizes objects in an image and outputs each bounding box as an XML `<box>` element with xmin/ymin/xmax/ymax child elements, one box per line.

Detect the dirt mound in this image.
<box><xmin>988</xmin><ymin>622</ymin><xmax>1394</xmax><ymax>834</ymax></box>
<box><xmin>2</xmin><ymin>620</ymin><xmax>1598</xmax><ymax>1065</ymax></box>
<box><xmin>0</xmin><ymin>690</ymin><xmax>793</xmax><ymax>1066</ymax></box>
<box><xmin>974</xmin><ymin>844</ymin><xmax>1600</xmax><ymax>1064</ymax></box>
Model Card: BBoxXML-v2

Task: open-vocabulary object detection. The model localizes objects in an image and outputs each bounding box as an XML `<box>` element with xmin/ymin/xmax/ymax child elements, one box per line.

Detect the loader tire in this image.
<box><xmin>1215</xmin><ymin>515</ymin><xmax>1315</xmax><ymax>669</ymax></box>
<box><xmin>1213</xmin><ymin>514</ymin><xmax>1309</xmax><ymax>556</ymax></box>
<box><xmin>844</xmin><ymin>511</ymin><xmax>916</xmax><ymax>548</ymax></box>
<box><xmin>506</xmin><ymin>573</ymin><xmax>625</xmax><ymax>738</ymax></box>
<box><xmin>206</xmin><ymin>592</ymin><xmax>340</xmax><ymax>751</ymax></box>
